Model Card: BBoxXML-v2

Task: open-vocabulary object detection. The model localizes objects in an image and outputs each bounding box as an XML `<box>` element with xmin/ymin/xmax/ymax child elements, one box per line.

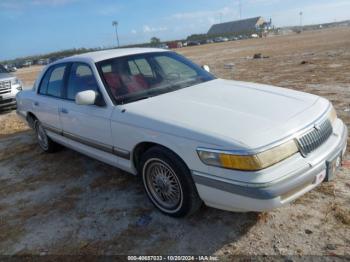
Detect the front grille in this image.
<box><xmin>297</xmin><ymin>119</ymin><xmax>333</xmax><ymax>156</ymax></box>
<box><xmin>0</xmin><ymin>80</ymin><xmax>11</xmax><ymax>95</ymax></box>
<box><xmin>0</xmin><ymin>98</ymin><xmax>15</xmax><ymax>105</ymax></box>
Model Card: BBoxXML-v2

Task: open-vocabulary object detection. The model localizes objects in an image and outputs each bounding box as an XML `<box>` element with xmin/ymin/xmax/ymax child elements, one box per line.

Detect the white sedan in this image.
<box><xmin>16</xmin><ymin>48</ymin><xmax>348</xmax><ymax>217</ymax></box>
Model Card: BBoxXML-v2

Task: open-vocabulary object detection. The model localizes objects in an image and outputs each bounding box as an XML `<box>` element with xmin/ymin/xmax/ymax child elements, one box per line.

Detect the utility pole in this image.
<box><xmin>299</xmin><ymin>11</ymin><xmax>303</xmax><ymax>30</ymax></box>
<box><xmin>112</xmin><ymin>21</ymin><xmax>120</xmax><ymax>48</ymax></box>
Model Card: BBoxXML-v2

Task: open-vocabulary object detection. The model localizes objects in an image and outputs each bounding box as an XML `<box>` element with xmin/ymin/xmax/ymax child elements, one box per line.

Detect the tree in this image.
<box><xmin>150</xmin><ymin>37</ymin><xmax>160</xmax><ymax>45</ymax></box>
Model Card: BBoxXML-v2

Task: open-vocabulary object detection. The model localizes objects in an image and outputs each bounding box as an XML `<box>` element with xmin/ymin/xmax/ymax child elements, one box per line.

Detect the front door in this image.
<box><xmin>59</xmin><ymin>62</ymin><xmax>114</xmax><ymax>154</ymax></box>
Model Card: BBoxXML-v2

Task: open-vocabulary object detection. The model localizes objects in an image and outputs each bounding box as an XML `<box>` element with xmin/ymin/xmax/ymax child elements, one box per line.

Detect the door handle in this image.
<box><xmin>33</xmin><ymin>101</ymin><xmax>39</xmax><ymax>106</ymax></box>
<box><xmin>61</xmin><ymin>108</ymin><xmax>68</xmax><ymax>114</ymax></box>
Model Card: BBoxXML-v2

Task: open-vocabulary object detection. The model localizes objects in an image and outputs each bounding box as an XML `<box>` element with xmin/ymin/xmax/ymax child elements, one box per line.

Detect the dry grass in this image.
<box><xmin>0</xmin><ymin>142</ymin><xmax>36</xmax><ymax>162</ymax></box>
<box><xmin>0</xmin><ymin>220</ymin><xmax>25</xmax><ymax>244</ymax></box>
<box><xmin>333</xmin><ymin>204</ymin><xmax>350</xmax><ymax>225</ymax></box>
<box><xmin>0</xmin><ymin>203</ymin><xmax>9</xmax><ymax>213</ymax></box>
<box><xmin>0</xmin><ymin>112</ymin><xmax>29</xmax><ymax>138</ymax></box>
<box><xmin>316</xmin><ymin>182</ymin><xmax>336</xmax><ymax>196</ymax></box>
<box><xmin>11</xmin><ymin>186</ymin><xmax>83</xmax><ymax>222</ymax></box>
<box><xmin>14</xmin><ymin>65</ymin><xmax>43</xmax><ymax>87</ymax></box>
<box><xmin>89</xmin><ymin>171</ymin><xmax>131</xmax><ymax>191</ymax></box>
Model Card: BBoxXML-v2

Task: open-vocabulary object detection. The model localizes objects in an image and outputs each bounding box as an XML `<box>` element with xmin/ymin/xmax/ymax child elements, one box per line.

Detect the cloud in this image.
<box><xmin>131</xmin><ymin>29</ymin><xmax>137</xmax><ymax>34</ymax></box>
<box><xmin>142</xmin><ymin>25</ymin><xmax>168</xmax><ymax>33</ymax></box>
<box><xmin>270</xmin><ymin>0</ymin><xmax>350</xmax><ymax>27</ymax></box>
<box><xmin>170</xmin><ymin>6</ymin><xmax>239</xmax><ymax>26</ymax></box>
<box><xmin>172</xmin><ymin>6</ymin><xmax>235</xmax><ymax>21</ymax></box>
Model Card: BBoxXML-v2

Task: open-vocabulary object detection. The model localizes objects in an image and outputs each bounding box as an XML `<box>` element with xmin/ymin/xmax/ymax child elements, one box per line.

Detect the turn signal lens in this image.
<box><xmin>197</xmin><ymin>140</ymin><xmax>298</xmax><ymax>171</ymax></box>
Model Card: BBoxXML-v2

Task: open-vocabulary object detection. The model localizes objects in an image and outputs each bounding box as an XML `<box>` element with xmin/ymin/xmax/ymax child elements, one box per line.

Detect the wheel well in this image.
<box><xmin>26</xmin><ymin>112</ymin><xmax>37</xmax><ymax>129</ymax></box>
<box><xmin>133</xmin><ymin>142</ymin><xmax>186</xmax><ymax>173</ymax></box>
<box><xmin>133</xmin><ymin>142</ymin><xmax>158</xmax><ymax>171</ymax></box>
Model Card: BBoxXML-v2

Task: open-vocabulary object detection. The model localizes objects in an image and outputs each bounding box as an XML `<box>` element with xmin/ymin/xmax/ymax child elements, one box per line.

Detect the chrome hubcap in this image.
<box><xmin>145</xmin><ymin>160</ymin><xmax>182</xmax><ymax>210</ymax></box>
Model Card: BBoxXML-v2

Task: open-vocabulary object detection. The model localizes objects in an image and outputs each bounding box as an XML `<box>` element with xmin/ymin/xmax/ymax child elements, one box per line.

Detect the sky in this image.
<box><xmin>1</xmin><ymin>0</ymin><xmax>350</xmax><ymax>60</ymax></box>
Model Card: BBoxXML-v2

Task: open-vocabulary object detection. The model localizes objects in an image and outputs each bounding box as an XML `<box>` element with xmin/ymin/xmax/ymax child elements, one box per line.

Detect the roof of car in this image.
<box><xmin>58</xmin><ymin>48</ymin><xmax>168</xmax><ymax>64</ymax></box>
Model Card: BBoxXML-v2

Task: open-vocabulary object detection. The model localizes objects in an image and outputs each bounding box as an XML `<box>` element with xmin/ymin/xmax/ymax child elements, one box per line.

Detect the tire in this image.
<box><xmin>140</xmin><ymin>146</ymin><xmax>202</xmax><ymax>217</ymax></box>
<box><xmin>34</xmin><ymin>120</ymin><xmax>60</xmax><ymax>153</ymax></box>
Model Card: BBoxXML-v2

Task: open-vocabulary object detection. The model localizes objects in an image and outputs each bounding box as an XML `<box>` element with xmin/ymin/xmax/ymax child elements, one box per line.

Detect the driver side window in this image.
<box><xmin>67</xmin><ymin>63</ymin><xmax>99</xmax><ymax>100</ymax></box>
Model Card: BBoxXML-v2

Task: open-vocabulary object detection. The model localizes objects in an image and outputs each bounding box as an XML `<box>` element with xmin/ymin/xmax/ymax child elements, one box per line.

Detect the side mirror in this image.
<box><xmin>75</xmin><ymin>90</ymin><xmax>97</xmax><ymax>105</ymax></box>
<box><xmin>202</xmin><ymin>65</ymin><xmax>210</xmax><ymax>73</ymax></box>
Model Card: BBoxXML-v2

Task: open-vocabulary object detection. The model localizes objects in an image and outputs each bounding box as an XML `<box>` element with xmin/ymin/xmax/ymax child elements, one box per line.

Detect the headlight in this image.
<box><xmin>197</xmin><ymin>140</ymin><xmax>299</xmax><ymax>171</ymax></box>
<box><xmin>11</xmin><ymin>78</ymin><xmax>21</xmax><ymax>86</ymax></box>
<box><xmin>10</xmin><ymin>78</ymin><xmax>23</xmax><ymax>90</ymax></box>
<box><xmin>328</xmin><ymin>105</ymin><xmax>337</xmax><ymax>124</ymax></box>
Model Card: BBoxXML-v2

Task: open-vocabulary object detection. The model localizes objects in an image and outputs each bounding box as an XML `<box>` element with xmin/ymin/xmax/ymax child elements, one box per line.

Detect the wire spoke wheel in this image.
<box><xmin>144</xmin><ymin>159</ymin><xmax>183</xmax><ymax>211</ymax></box>
<box><xmin>36</xmin><ymin>123</ymin><xmax>49</xmax><ymax>150</ymax></box>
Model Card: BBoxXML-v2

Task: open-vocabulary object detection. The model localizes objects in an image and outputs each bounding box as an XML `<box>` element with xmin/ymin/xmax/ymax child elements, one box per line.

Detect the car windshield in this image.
<box><xmin>96</xmin><ymin>52</ymin><xmax>215</xmax><ymax>104</ymax></box>
<box><xmin>0</xmin><ymin>65</ymin><xmax>8</xmax><ymax>73</ymax></box>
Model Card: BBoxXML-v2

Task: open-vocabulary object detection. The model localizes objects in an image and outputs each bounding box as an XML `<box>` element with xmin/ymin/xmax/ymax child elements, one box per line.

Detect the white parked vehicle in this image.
<box><xmin>0</xmin><ymin>64</ymin><xmax>22</xmax><ymax>110</ymax></box>
<box><xmin>16</xmin><ymin>48</ymin><xmax>347</xmax><ymax>217</ymax></box>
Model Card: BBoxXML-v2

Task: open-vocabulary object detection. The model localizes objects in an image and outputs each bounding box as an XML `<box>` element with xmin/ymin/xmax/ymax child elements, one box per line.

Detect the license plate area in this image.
<box><xmin>325</xmin><ymin>153</ymin><xmax>342</xmax><ymax>181</ymax></box>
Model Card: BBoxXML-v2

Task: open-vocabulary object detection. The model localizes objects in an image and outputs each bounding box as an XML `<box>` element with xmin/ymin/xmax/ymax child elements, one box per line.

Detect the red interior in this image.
<box><xmin>103</xmin><ymin>72</ymin><xmax>148</xmax><ymax>97</ymax></box>
<box><xmin>104</xmin><ymin>72</ymin><xmax>122</xmax><ymax>97</ymax></box>
<box><xmin>126</xmin><ymin>74</ymin><xmax>148</xmax><ymax>93</ymax></box>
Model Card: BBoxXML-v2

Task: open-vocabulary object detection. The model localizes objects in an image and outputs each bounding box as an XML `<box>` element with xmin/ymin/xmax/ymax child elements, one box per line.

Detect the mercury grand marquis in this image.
<box><xmin>16</xmin><ymin>48</ymin><xmax>348</xmax><ymax>217</ymax></box>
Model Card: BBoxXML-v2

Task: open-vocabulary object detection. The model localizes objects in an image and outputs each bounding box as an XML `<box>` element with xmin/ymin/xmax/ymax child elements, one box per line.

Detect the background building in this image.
<box><xmin>208</xmin><ymin>16</ymin><xmax>271</xmax><ymax>37</ymax></box>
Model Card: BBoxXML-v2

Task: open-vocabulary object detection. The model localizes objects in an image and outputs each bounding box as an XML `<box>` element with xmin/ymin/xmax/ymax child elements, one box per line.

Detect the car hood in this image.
<box><xmin>121</xmin><ymin>79</ymin><xmax>330</xmax><ymax>149</ymax></box>
<box><xmin>0</xmin><ymin>72</ymin><xmax>15</xmax><ymax>81</ymax></box>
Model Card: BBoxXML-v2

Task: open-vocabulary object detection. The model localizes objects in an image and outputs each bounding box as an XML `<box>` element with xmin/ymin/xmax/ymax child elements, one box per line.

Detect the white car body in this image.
<box><xmin>16</xmin><ymin>48</ymin><xmax>347</xmax><ymax>213</ymax></box>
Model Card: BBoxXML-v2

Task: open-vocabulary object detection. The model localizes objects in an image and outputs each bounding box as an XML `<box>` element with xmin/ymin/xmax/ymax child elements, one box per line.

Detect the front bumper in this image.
<box><xmin>0</xmin><ymin>97</ymin><xmax>17</xmax><ymax>110</ymax></box>
<box><xmin>0</xmin><ymin>85</ymin><xmax>20</xmax><ymax>110</ymax></box>
<box><xmin>192</xmin><ymin>120</ymin><xmax>348</xmax><ymax>212</ymax></box>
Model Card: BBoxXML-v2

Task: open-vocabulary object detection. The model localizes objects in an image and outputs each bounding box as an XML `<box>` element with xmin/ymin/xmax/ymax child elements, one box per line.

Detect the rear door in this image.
<box><xmin>33</xmin><ymin>63</ymin><xmax>69</xmax><ymax>132</ymax></box>
<box><xmin>59</xmin><ymin>62</ymin><xmax>114</xmax><ymax>153</ymax></box>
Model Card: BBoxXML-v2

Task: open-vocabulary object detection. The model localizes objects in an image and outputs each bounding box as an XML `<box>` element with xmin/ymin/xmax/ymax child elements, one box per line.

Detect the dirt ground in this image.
<box><xmin>0</xmin><ymin>27</ymin><xmax>349</xmax><ymax>257</ymax></box>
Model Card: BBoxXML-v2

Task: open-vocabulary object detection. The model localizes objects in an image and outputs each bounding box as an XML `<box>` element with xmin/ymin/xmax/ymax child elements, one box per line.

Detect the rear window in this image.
<box><xmin>47</xmin><ymin>65</ymin><xmax>66</xmax><ymax>97</ymax></box>
<box><xmin>39</xmin><ymin>64</ymin><xmax>68</xmax><ymax>98</ymax></box>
